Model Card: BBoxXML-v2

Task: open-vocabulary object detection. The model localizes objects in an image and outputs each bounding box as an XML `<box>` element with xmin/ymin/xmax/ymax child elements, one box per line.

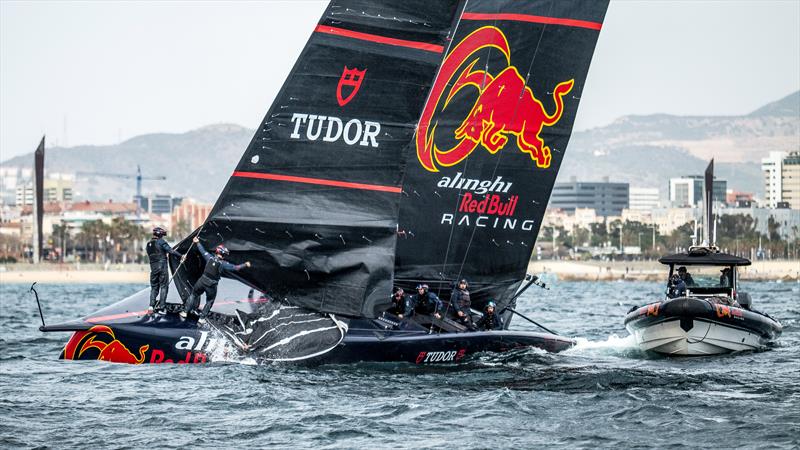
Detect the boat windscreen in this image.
<box><xmin>671</xmin><ymin>265</ymin><xmax>735</xmax><ymax>290</ymax></box>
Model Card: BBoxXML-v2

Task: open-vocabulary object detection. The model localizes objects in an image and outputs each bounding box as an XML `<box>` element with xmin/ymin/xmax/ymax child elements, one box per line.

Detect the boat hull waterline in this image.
<box><xmin>57</xmin><ymin>316</ymin><xmax>574</xmax><ymax>365</ymax></box>
<box><xmin>624</xmin><ymin>297</ymin><xmax>782</xmax><ymax>356</ymax></box>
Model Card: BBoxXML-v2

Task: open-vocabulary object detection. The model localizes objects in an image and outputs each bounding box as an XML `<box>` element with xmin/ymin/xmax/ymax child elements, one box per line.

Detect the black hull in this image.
<box><xmin>56</xmin><ymin>314</ymin><xmax>573</xmax><ymax>365</ymax></box>
<box><xmin>50</xmin><ymin>281</ymin><xmax>573</xmax><ymax>365</ymax></box>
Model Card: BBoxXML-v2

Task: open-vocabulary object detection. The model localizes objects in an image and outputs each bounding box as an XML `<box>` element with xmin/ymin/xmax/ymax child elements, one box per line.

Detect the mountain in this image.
<box><xmin>1</xmin><ymin>124</ymin><xmax>252</xmax><ymax>203</ymax></box>
<box><xmin>1</xmin><ymin>91</ymin><xmax>798</xmax><ymax>203</ymax></box>
<box><xmin>559</xmin><ymin>90</ymin><xmax>799</xmax><ymax>196</ymax></box>
<box><xmin>748</xmin><ymin>90</ymin><xmax>800</xmax><ymax>117</ymax></box>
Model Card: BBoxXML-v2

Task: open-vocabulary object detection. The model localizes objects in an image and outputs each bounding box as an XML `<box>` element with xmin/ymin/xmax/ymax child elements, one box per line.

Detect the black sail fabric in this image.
<box><xmin>174</xmin><ymin>1</ymin><xmax>462</xmax><ymax>318</ymax></box>
<box><xmin>395</xmin><ymin>0</ymin><xmax>609</xmax><ymax>310</ymax></box>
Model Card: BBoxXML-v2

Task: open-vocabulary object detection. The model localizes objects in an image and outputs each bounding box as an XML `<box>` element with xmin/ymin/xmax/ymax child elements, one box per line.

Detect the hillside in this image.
<box><xmin>2</xmin><ymin>91</ymin><xmax>797</xmax><ymax>203</ymax></box>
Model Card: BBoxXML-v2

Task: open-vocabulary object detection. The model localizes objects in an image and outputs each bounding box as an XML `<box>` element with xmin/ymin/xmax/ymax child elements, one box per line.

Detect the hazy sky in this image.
<box><xmin>1</xmin><ymin>0</ymin><xmax>798</xmax><ymax>161</ymax></box>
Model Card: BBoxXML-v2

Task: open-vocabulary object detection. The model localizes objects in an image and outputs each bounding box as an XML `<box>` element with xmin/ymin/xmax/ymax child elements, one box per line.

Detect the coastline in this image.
<box><xmin>0</xmin><ymin>264</ymin><xmax>149</xmax><ymax>284</ymax></box>
<box><xmin>1</xmin><ymin>260</ymin><xmax>798</xmax><ymax>284</ymax></box>
<box><xmin>529</xmin><ymin>260</ymin><xmax>800</xmax><ymax>282</ymax></box>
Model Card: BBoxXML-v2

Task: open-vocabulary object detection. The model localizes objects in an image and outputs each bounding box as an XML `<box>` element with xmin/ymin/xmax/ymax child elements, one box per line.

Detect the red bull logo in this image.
<box><xmin>417</xmin><ymin>26</ymin><xmax>573</xmax><ymax>172</ymax></box>
<box><xmin>62</xmin><ymin>325</ymin><xmax>149</xmax><ymax>364</ymax></box>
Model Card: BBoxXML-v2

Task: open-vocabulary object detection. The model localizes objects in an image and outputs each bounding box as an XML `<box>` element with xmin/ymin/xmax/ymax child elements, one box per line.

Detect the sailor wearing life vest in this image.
<box><xmin>145</xmin><ymin>227</ymin><xmax>184</xmax><ymax>314</ymax></box>
<box><xmin>182</xmin><ymin>236</ymin><xmax>251</xmax><ymax>323</ymax></box>
<box><xmin>410</xmin><ymin>284</ymin><xmax>443</xmax><ymax>319</ymax></box>
<box><xmin>389</xmin><ymin>287</ymin><xmax>413</xmax><ymax>318</ymax></box>
<box><xmin>449</xmin><ymin>278</ymin><xmax>473</xmax><ymax>327</ymax></box>
<box><xmin>475</xmin><ymin>301</ymin><xmax>503</xmax><ymax>331</ymax></box>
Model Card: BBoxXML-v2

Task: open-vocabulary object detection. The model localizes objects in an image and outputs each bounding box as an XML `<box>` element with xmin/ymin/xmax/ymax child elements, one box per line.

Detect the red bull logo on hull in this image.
<box><xmin>417</xmin><ymin>26</ymin><xmax>573</xmax><ymax>172</ymax></box>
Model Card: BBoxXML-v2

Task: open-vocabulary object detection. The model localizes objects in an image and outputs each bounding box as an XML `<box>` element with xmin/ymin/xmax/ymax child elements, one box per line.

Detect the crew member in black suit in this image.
<box><xmin>475</xmin><ymin>301</ymin><xmax>503</xmax><ymax>331</ymax></box>
<box><xmin>410</xmin><ymin>284</ymin><xmax>443</xmax><ymax>319</ymax></box>
<box><xmin>388</xmin><ymin>287</ymin><xmax>412</xmax><ymax>318</ymax></box>
<box><xmin>182</xmin><ymin>236</ymin><xmax>251</xmax><ymax>323</ymax></box>
<box><xmin>145</xmin><ymin>227</ymin><xmax>183</xmax><ymax>314</ymax></box>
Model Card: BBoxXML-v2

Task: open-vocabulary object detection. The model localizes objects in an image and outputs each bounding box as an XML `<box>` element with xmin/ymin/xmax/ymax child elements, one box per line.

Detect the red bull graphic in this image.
<box><xmin>715</xmin><ymin>304</ymin><xmax>732</xmax><ymax>319</ymax></box>
<box><xmin>417</xmin><ymin>26</ymin><xmax>573</xmax><ymax>172</ymax></box>
<box><xmin>62</xmin><ymin>325</ymin><xmax>149</xmax><ymax>364</ymax></box>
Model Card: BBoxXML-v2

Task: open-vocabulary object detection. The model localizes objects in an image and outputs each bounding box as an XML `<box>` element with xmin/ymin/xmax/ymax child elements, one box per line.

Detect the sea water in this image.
<box><xmin>1</xmin><ymin>281</ymin><xmax>798</xmax><ymax>448</ymax></box>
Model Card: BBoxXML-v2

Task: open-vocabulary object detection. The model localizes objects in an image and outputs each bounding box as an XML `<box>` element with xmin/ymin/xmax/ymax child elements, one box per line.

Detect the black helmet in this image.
<box><xmin>215</xmin><ymin>244</ymin><xmax>230</xmax><ymax>257</ymax></box>
<box><xmin>677</xmin><ymin>266</ymin><xmax>687</xmax><ymax>273</ymax></box>
<box><xmin>393</xmin><ymin>287</ymin><xmax>404</xmax><ymax>296</ymax></box>
<box><xmin>458</xmin><ymin>278</ymin><xmax>468</xmax><ymax>288</ymax></box>
<box><xmin>416</xmin><ymin>284</ymin><xmax>429</xmax><ymax>292</ymax></box>
<box><xmin>152</xmin><ymin>227</ymin><xmax>167</xmax><ymax>237</ymax></box>
<box><xmin>485</xmin><ymin>300</ymin><xmax>496</xmax><ymax>311</ymax></box>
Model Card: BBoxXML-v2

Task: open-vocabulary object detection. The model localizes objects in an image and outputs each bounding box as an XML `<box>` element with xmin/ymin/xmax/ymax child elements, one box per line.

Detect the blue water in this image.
<box><xmin>1</xmin><ymin>280</ymin><xmax>798</xmax><ymax>448</ymax></box>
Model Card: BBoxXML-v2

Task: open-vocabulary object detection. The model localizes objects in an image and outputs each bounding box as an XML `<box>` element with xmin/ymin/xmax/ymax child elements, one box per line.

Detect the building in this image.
<box><xmin>136</xmin><ymin>194</ymin><xmax>183</xmax><ymax>215</ymax></box>
<box><xmin>0</xmin><ymin>166</ymin><xmax>32</xmax><ymax>206</ymax></box>
<box><xmin>669</xmin><ymin>175</ymin><xmax>726</xmax><ymax>207</ymax></box>
<box><xmin>171</xmin><ymin>199</ymin><xmax>212</xmax><ymax>237</ymax></box>
<box><xmin>549</xmin><ymin>178</ymin><xmax>629</xmax><ymax>217</ymax></box>
<box><xmin>15</xmin><ymin>176</ymin><xmax>74</xmax><ymax>205</ymax></box>
<box><xmin>629</xmin><ymin>187</ymin><xmax>660</xmax><ymax>211</ymax></box>
<box><xmin>781</xmin><ymin>151</ymin><xmax>799</xmax><ymax>209</ymax></box>
<box><xmin>726</xmin><ymin>190</ymin><xmax>754</xmax><ymax>207</ymax></box>
<box><xmin>762</xmin><ymin>151</ymin><xmax>785</xmax><ymax>208</ymax></box>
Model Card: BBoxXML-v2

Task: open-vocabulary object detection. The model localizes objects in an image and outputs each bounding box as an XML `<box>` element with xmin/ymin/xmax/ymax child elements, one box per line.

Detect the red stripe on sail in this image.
<box><xmin>461</xmin><ymin>12</ymin><xmax>603</xmax><ymax>30</ymax></box>
<box><xmin>314</xmin><ymin>25</ymin><xmax>445</xmax><ymax>53</ymax></box>
<box><xmin>232</xmin><ymin>171</ymin><xmax>402</xmax><ymax>194</ymax></box>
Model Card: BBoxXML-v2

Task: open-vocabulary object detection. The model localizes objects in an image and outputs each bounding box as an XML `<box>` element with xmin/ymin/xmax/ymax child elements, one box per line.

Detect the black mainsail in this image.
<box><xmin>175</xmin><ymin>0</ymin><xmax>608</xmax><ymax>322</ymax></box>
<box><xmin>396</xmin><ymin>0</ymin><xmax>609</xmax><ymax>311</ymax></box>
<box><xmin>174</xmin><ymin>1</ymin><xmax>464</xmax><ymax>318</ymax></box>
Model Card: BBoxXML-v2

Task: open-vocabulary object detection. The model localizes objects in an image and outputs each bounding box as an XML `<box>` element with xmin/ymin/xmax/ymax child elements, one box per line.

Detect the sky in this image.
<box><xmin>1</xmin><ymin>0</ymin><xmax>799</xmax><ymax>161</ymax></box>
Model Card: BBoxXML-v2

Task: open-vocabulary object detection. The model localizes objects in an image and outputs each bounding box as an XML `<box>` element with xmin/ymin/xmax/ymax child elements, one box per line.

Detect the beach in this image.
<box><xmin>529</xmin><ymin>259</ymin><xmax>800</xmax><ymax>282</ymax></box>
<box><xmin>0</xmin><ymin>264</ymin><xmax>149</xmax><ymax>284</ymax></box>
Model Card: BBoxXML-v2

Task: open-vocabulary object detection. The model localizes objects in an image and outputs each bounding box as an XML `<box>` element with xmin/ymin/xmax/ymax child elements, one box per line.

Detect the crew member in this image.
<box><xmin>719</xmin><ymin>268</ymin><xmax>732</xmax><ymax>287</ymax></box>
<box><xmin>668</xmin><ymin>273</ymin><xmax>686</xmax><ymax>298</ymax></box>
<box><xmin>449</xmin><ymin>279</ymin><xmax>473</xmax><ymax>327</ymax></box>
<box><xmin>475</xmin><ymin>301</ymin><xmax>503</xmax><ymax>331</ymax></box>
<box><xmin>677</xmin><ymin>266</ymin><xmax>695</xmax><ymax>286</ymax></box>
<box><xmin>182</xmin><ymin>236</ymin><xmax>251</xmax><ymax>323</ymax></box>
<box><xmin>410</xmin><ymin>284</ymin><xmax>442</xmax><ymax>319</ymax></box>
<box><xmin>145</xmin><ymin>227</ymin><xmax>184</xmax><ymax>314</ymax></box>
<box><xmin>388</xmin><ymin>287</ymin><xmax>412</xmax><ymax>318</ymax></box>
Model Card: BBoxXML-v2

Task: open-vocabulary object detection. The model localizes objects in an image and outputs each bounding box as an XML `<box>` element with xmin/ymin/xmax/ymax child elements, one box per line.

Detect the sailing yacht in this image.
<box><xmin>41</xmin><ymin>0</ymin><xmax>609</xmax><ymax>364</ymax></box>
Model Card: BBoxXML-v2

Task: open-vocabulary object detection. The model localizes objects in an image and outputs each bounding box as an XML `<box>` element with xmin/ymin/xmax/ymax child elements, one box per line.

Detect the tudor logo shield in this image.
<box><xmin>337</xmin><ymin>66</ymin><xmax>366</xmax><ymax>107</ymax></box>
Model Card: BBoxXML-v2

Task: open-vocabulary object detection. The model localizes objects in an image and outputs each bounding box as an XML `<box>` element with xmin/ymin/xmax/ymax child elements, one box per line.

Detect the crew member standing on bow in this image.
<box><xmin>145</xmin><ymin>227</ymin><xmax>184</xmax><ymax>314</ymax></box>
<box><xmin>182</xmin><ymin>236</ymin><xmax>251</xmax><ymax>323</ymax></box>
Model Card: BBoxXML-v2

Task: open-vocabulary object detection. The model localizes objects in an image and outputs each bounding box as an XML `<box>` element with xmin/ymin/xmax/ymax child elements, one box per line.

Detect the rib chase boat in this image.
<box><xmin>39</xmin><ymin>0</ymin><xmax>609</xmax><ymax>364</ymax></box>
<box><xmin>624</xmin><ymin>161</ymin><xmax>782</xmax><ymax>356</ymax></box>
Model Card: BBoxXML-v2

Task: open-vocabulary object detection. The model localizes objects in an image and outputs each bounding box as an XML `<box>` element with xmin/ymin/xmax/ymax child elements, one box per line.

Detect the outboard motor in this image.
<box><xmin>738</xmin><ymin>291</ymin><xmax>753</xmax><ymax>310</ymax></box>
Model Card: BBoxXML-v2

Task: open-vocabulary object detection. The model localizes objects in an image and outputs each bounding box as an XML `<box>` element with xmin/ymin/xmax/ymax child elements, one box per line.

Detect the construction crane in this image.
<box><xmin>75</xmin><ymin>165</ymin><xmax>167</xmax><ymax>207</ymax></box>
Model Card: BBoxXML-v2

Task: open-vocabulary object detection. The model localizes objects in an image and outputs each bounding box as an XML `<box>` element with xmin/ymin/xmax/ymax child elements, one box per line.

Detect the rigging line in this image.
<box><xmin>434</xmin><ymin>0</ymin><xmax>471</xmax><ymax>295</ymax></box>
<box><xmin>454</xmin><ymin>0</ymin><xmax>555</xmax><ymax>295</ymax></box>
<box><xmin>167</xmin><ymin>223</ymin><xmax>207</xmax><ymax>287</ymax></box>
